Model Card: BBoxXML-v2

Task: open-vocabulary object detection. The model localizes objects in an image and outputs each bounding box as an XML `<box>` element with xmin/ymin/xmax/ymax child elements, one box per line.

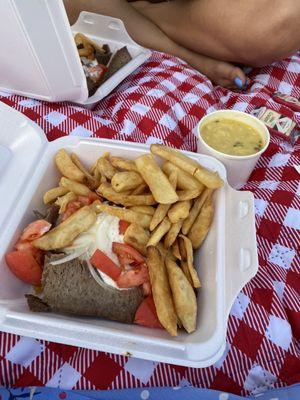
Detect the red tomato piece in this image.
<box><xmin>112</xmin><ymin>242</ymin><xmax>144</xmax><ymax>265</ymax></box>
<box><xmin>134</xmin><ymin>296</ymin><xmax>163</xmax><ymax>329</ymax></box>
<box><xmin>142</xmin><ymin>281</ymin><xmax>152</xmax><ymax>297</ymax></box>
<box><xmin>14</xmin><ymin>241</ymin><xmax>44</xmax><ymax>266</ymax></box>
<box><xmin>88</xmin><ymin>192</ymin><xmax>99</xmax><ymax>202</ymax></box>
<box><xmin>5</xmin><ymin>250</ymin><xmax>43</xmax><ymax>285</ymax></box>
<box><xmin>90</xmin><ymin>249</ymin><xmax>121</xmax><ymax>281</ymax></box>
<box><xmin>77</xmin><ymin>195</ymin><xmax>92</xmax><ymax>206</ymax></box>
<box><xmin>20</xmin><ymin>220</ymin><xmax>51</xmax><ymax>242</ymax></box>
<box><xmin>61</xmin><ymin>200</ymin><xmax>82</xmax><ymax>221</ymax></box>
<box><xmin>119</xmin><ymin>220</ymin><xmax>131</xmax><ymax>235</ymax></box>
<box><xmin>117</xmin><ymin>264</ymin><xmax>149</xmax><ymax>288</ymax></box>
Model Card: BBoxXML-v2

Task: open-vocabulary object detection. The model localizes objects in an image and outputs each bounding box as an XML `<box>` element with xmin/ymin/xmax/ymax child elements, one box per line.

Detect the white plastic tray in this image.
<box><xmin>0</xmin><ymin>0</ymin><xmax>151</xmax><ymax>106</ymax></box>
<box><xmin>0</xmin><ymin>103</ymin><xmax>258</xmax><ymax>367</ymax></box>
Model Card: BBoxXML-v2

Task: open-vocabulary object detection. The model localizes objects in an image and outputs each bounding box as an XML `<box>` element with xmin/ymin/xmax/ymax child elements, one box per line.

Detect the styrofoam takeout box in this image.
<box><xmin>0</xmin><ymin>1</ymin><xmax>151</xmax><ymax>107</ymax></box>
<box><xmin>0</xmin><ymin>103</ymin><xmax>258</xmax><ymax>367</ymax></box>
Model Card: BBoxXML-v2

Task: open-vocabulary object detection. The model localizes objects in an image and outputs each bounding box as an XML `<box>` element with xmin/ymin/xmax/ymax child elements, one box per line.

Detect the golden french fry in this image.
<box><xmin>92</xmin><ymin>167</ymin><xmax>102</xmax><ymax>188</ymax></box>
<box><xmin>43</xmin><ymin>187</ymin><xmax>69</xmax><ymax>204</ymax></box>
<box><xmin>55</xmin><ymin>149</ymin><xmax>86</xmax><ymax>183</ymax></box>
<box><xmin>124</xmin><ymin>224</ymin><xmax>150</xmax><ymax>256</ymax></box>
<box><xmin>181</xmin><ymin>260</ymin><xmax>193</xmax><ymax>286</ymax></box>
<box><xmin>157</xmin><ymin>242</ymin><xmax>168</xmax><ymax>259</ymax></box>
<box><xmin>162</xmin><ymin>162</ymin><xmax>204</xmax><ymax>191</ymax></box>
<box><xmin>111</xmin><ymin>171</ymin><xmax>144</xmax><ymax>192</ymax></box>
<box><xmin>60</xmin><ymin>177</ymin><xmax>92</xmax><ymax>197</ymax></box>
<box><xmin>129</xmin><ymin>206</ymin><xmax>155</xmax><ymax>216</ymax></box>
<box><xmin>171</xmin><ymin>239</ymin><xmax>181</xmax><ymax>260</ymax></box>
<box><xmin>149</xmin><ymin>170</ymin><xmax>176</xmax><ymax>231</ymax></box>
<box><xmin>167</xmin><ymin>200</ymin><xmax>191</xmax><ymax>224</ymax></box>
<box><xmin>177</xmin><ymin>188</ymin><xmax>203</xmax><ymax>201</ymax></box>
<box><xmin>178</xmin><ymin>236</ymin><xmax>187</xmax><ymax>261</ymax></box>
<box><xmin>55</xmin><ymin>191</ymin><xmax>77</xmax><ymax>214</ymax></box>
<box><xmin>97</xmin><ymin>158</ymin><xmax>117</xmax><ymax>180</ymax></box>
<box><xmin>150</xmin><ymin>204</ymin><xmax>170</xmax><ymax>231</ymax></box>
<box><xmin>70</xmin><ymin>153</ymin><xmax>97</xmax><ymax>188</ymax></box>
<box><xmin>131</xmin><ymin>183</ymin><xmax>148</xmax><ymax>195</ymax></box>
<box><xmin>92</xmin><ymin>201</ymin><xmax>151</xmax><ymax>229</ymax></box>
<box><xmin>110</xmin><ymin>156</ymin><xmax>138</xmax><ymax>172</ymax></box>
<box><xmin>97</xmin><ymin>183</ymin><xmax>156</xmax><ymax>206</ymax></box>
<box><xmin>165</xmin><ymin>257</ymin><xmax>197</xmax><ymax>333</ymax></box>
<box><xmin>135</xmin><ymin>154</ymin><xmax>178</xmax><ymax>204</ymax></box>
<box><xmin>179</xmin><ymin>235</ymin><xmax>201</xmax><ymax>288</ymax></box>
<box><xmin>147</xmin><ymin>217</ymin><xmax>171</xmax><ymax>247</ymax></box>
<box><xmin>164</xmin><ymin>220</ymin><xmax>183</xmax><ymax>248</ymax></box>
<box><xmin>32</xmin><ymin>206</ymin><xmax>96</xmax><ymax>250</ymax></box>
<box><xmin>151</xmin><ymin>144</ymin><xmax>223</xmax><ymax>189</ymax></box>
<box><xmin>188</xmin><ymin>196</ymin><xmax>214</xmax><ymax>249</ymax></box>
<box><xmin>182</xmin><ymin>188</ymin><xmax>213</xmax><ymax>235</ymax></box>
<box><xmin>147</xmin><ymin>247</ymin><xmax>177</xmax><ymax>336</ymax></box>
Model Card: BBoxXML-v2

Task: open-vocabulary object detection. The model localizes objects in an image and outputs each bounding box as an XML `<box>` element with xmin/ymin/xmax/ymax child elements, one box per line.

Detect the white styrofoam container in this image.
<box><xmin>0</xmin><ymin>103</ymin><xmax>258</xmax><ymax>367</ymax></box>
<box><xmin>0</xmin><ymin>0</ymin><xmax>151</xmax><ymax>107</ymax></box>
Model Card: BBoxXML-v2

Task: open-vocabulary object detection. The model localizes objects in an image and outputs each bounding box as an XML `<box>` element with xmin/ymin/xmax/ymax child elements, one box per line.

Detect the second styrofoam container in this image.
<box><xmin>0</xmin><ymin>0</ymin><xmax>151</xmax><ymax>107</ymax></box>
<box><xmin>0</xmin><ymin>103</ymin><xmax>258</xmax><ymax>367</ymax></box>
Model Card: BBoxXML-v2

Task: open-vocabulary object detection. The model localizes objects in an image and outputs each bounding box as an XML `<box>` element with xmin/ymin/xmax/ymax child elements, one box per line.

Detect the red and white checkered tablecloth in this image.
<box><xmin>0</xmin><ymin>51</ymin><xmax>299</xmax><ymax>396</ymax></box>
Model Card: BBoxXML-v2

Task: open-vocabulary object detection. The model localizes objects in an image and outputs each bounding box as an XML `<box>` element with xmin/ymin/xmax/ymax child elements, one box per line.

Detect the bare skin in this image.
<box><xmin>64</xmin><ymin>0</ymin><xmax>300</xmax><ymax>89</ymax></box>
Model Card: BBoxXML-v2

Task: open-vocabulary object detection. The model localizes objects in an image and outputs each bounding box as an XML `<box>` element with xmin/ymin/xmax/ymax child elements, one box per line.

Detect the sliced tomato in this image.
<box><xmin>20</xmin><ymin>220</ymin><xmax>51</xmax><ymax>242</ymax></box>
<box><xmin>142</xmin><ymin>281</ymin><xmax>152</xmax><ymax>297</ymax></box>
<box><xmin>61</xmin><ymin>200</ymin><xmax>82</xmax><ymax>221</ymax></box>
<box><xmin>135</xmin><ymin>296</ymin><xmax>163</xmax><ymax>329</ymax></box>
<box><xmin>119</xmin><ymin>220</ymin><xmax>130</xmax><ymax>235</ymax></box>
<box><xmin>77</xmin><ymin>195</ymin><xmax>92</xmax><ymax>205</ymax></box>
<box><xmin>117</xmin><ymin>264</ymin><xmax>149</xmax><ymax>288</ymax></box>
<box><xmin>112</xmin><ymin>242</ymin><xmax>144</xmax><ymax>265</ymax></box>
<box><xmin>88</xmin><ymin>192</ymin><xmax>99</xmax><ymax>202</ymax></box>
<box><xmin>14</xmin><ymin>241</ymin><xmax>44</xmax><ymax>265</ymax></box>
<box><xmin>5</xmin><ymin>250</ymin><xmax>43</xmax><ymax>285</ymax></box>
<box><xmin>90</xmin><ymin>249</ymin><xmax>121</xmax><ymax>281</ymax></box>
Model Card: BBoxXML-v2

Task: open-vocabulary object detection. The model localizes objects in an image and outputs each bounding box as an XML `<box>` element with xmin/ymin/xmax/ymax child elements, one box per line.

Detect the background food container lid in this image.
<box><xmin>0</xmin><ymin>0</ymin><xmax>151</xmax><ymax>105</ymax></box>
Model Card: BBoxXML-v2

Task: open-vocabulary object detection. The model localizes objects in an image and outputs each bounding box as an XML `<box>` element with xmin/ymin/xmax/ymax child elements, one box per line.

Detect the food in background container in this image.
<box><xmin>5</xmin><ymin>145</ymin><xmax>223</xmax><ymax>336</ymax></box>
<box><xmin>74</xmin><ymin>33</ymin><xmax>132</xmax><ymax>96</ymax></box>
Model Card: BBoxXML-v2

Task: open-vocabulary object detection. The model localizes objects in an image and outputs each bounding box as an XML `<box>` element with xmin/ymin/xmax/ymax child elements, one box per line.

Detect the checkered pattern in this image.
<box><xmin>0</xmin><ymin>51</ymin><xmax>299</xmax><ymax>396</ymax></box>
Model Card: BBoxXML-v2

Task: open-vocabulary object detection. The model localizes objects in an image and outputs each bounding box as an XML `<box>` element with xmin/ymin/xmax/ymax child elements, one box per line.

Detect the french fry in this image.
<box><xmin>165</xmin><ymin>257</ymin><xmax>197</xmax><ymax>333</ymax></box>
<box><xmin>147</xmin><ymin>247</ymin><xmax>177</xmax><ymax>336</ymax></box>
<box><xmin>43</xmin><ymin>187</ymin><xmax>69</xmax><ymax>204</ymax></box>
<box><xmin>188</xmin><ymin>196</ymin><xmax>214</xmax><ymax>249</ymax></box>
<box><xmin>157</xmin><ymin>242</ymin><xmax>168</xmax><ymax>260</ymax></box>
<box><xmin>110</xmin><ymin>156</ymin><xmax>138</xmax><ymax>172</ymax></box>
<box><xmin>162</xmin><ymin>161</ymin><xmax>204</xmax><ymax>191</ymax></box>
<box><xmin>149</xmin><ymin>169</ymin><xmax>177</xmax><ymax>231</ymax></box>
<box><xmin>124</xmin><ymin>224</ymin><xmax>150</xmax><ymax>256</ymax></box>
<box><xmin>164</xmin><ymin>220</ymin><xmax>183</xmax><ymax>248</ymax></box>
<box><xmin>178</xmin><ymin>236</ymin><xmax>187</xmax><ymax>261</ymax></box>
<box><xmin>171</xmin><ymin>239</ymin><xmax>181</xmax><ymax>260</ymax></box>
<box><xmin>92</xmin><ymin>201</ymin><xmax>151</xmax><ymax>229</ymax></box>
<box><xmin>151</xmin><ymin>144</ymin><xmax>223</xmax><ymax>189</ymax></box>
<box><xmin>71</xmin><ymin>153</ymin><xmax>97</xmax><ymax>188</ymax></box>
<box><xmin>97</xmin><ymin>158</ymin><xmax>117</xmax><ymax>180</ymax></box>
<box><xmin>129</xmin><ymin>206</ymin><xmax>155</xmax><ymax>216</ymax></box>
<box><xmin>181</xmin><ymin>260</ymin><xmax>193</xmax><ymax>286</ymax></box>
<box><xmin>131</xmin><ymin>183</ymin><xmax>148</xmax><ymax>195</ymax></box>
<box><xmin>177</xmin><ymin>188</ymin><xmax>203</xmax><ymax>201</ymax></box>
<box><xmin>55</xmin><ymin>191</ymin><xmax>77</xmax><ymax>214</ymax></box>
<box><xmin>97</xmin><ymin>183</ymin><xmax>156</xmax><ymax>206</ymax></box>
<box><xmin>111</xmin><ymin>171</ymin><xmax>144</xmax><ymax>192</ymax></box>
<box><xmin>32</xmin><ymin>206</ymin><xmax>96</xmax><ymax>250</ymax></box>
<box><xmin>182</xmin><ymin>188</ymin><xmax>213</xmax><ymax>235</ymax></box>
<box><xmin>55</xmin><ymin>149</ymin><xmax>86</xmax><ymax>183</ymax></box>
<box><xmin>147</xmin><ymin>217</ymin><xmax>171</xmax><ymax>247</ymax></box>
<box><xmin>135</xmin><ymin>154</ymin><xmax>178</xmax><ymax>204</ymax></box>
<box><xmin>167</xmin><ymin>200</ymin><xmax>191</xmax><ymax>224</ymax></box>
<box><xmin>179</xmin><ymin>235</ymin><xmax>201</xmax><ymax>288</ymax></box>
<box><xmin>60</xmin><ymin>177</ymin><xmax>92</xmax><ymax>197</ymax></box>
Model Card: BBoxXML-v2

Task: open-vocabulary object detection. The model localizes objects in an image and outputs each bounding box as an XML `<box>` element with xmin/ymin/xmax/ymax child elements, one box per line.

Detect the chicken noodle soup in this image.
<box><xmin>200</xmin><ymin>119</ymin><xmax>264</xmax><ymax>156</ymax></box>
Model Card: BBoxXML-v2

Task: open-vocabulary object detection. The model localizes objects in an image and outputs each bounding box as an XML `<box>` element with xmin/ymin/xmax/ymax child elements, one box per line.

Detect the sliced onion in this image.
<box><xmin>50</xmin><ymin>247</ymin><xmax>89</xmax><ymax>265</ymax></box>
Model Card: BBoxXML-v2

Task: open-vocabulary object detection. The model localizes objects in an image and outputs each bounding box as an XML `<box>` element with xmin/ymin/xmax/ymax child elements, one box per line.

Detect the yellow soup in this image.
<box><xmin>201</xmin><ymin>119</ymin><xmax>264</xmax><ymax>156</ymax></box>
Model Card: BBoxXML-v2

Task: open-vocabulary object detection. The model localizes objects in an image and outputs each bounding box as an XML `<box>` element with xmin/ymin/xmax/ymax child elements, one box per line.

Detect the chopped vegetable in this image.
<box><xmin>90</xmin><ymin>249</ymin><xmax>121</xmax><ymax>281</ymax></box>
<box><xmin>5</xmin><ymin>250</ymin><xmax>43</xmax><ymax>285</ymax></box>
<box><xmin>112</xmin><ymin>242</ymin><xmax>144</xmax><ymax>265</ymax></box>
<box><xmin>134</xmin><ymin>296</ymin><xmax>163</xmax><ymax>329</ymax></box>
<box><xmin>119</xmin><ymin>220</ymin><xmax>131</xmax><ymax>235</ymax></box>
<box><xmin>117</xmin><ymin>264</ymin><xmax>149</xmax><ymax>288</ymax></box>
<box><xmin>20</xmin><ymin>220</ymin><xmax>52</xmax><ymax>242</ymax></box>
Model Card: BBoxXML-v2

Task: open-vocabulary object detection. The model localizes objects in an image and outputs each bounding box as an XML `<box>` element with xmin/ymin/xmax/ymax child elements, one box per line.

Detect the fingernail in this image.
<box><xmin>234</xmin><ymin>77</ymin><xmax>243</xmax><ymax>89</ymax></box>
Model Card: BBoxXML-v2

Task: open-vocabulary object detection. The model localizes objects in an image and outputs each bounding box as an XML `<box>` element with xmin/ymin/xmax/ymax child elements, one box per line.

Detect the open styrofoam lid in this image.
<box><xmin>0</xmin><ymin>0</ymin><xmax>149</xmax><ymax>104</ymax></box>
